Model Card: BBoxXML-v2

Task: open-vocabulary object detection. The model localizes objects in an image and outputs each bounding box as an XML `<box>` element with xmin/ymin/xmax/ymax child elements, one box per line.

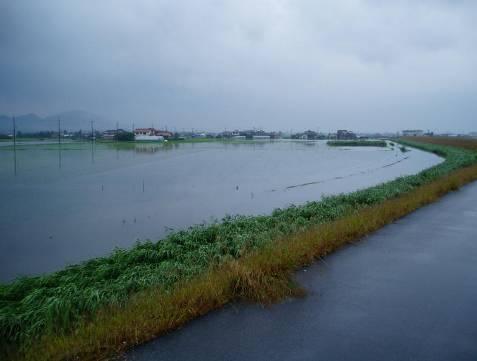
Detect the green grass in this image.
<box><xmin>327</xmin><ymin>140</ymin><xmax>387</xmax><ymax>147</ymax></box>
<box><xmin>1</xmin><ymin>138</ymin><xmax>477</xmax><ymax>360</ymax></box>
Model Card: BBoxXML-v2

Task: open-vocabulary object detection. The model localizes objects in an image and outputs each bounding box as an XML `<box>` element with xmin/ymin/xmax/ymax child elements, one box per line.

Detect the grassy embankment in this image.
<box><xmin>326</xmin><ymin>140</ymin><xmax>387</xmax><ymax>147</ymax></box>
<box><xmin>2</xmin><ymin>137</ymin><xmax>477</xmax><ymax>361</ymax></box>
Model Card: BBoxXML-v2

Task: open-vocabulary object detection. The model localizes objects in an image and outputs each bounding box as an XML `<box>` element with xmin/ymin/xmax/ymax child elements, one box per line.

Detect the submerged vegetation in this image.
<box><xmin>326</xmin><ymin>140</ymin><xmax>387</xmax><ymax>147</ymax></box>
<box><xmin>1</xmin><ymin>138</ymin><xmax>477</xmax><ymax>360</ymax></box>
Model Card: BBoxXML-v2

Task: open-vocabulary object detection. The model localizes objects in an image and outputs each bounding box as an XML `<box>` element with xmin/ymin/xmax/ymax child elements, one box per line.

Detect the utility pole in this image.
<box><xmin>90</xmin><ymin>121</ymin><xmax>95</xmax><ymax>164</ymax></box>
<box><xmin>12</xmin><ymin>115</ymin><xmax>17</xmax><ymax>175</ymax></box>
<box><xmin>58</xmin><ymin>117</ymin><xmax>61</xmax><ymax>144</ymax></box>
<box><xmin>58</xmin><ymin>117</ymin><xmax>62</xmax><ymax>169</ymax></box>
<box><xmin>115</xmin><ymin>121</ymin><xmax>119</xmax><ymax>159</ymax></box>
<box><xmin>12</xmin><ymin>115</ymin><xmax>16</xmax><ymax>145</ymax></box>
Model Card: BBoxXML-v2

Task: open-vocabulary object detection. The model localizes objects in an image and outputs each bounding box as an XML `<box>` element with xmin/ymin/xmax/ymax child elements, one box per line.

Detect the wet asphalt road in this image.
<box><xmin>127</xmin><ymin>182</ymin><xmax>477</xmax><ymax>361</ymax></box>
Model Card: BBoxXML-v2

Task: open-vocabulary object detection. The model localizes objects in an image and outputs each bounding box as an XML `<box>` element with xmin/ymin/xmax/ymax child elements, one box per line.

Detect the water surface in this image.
<box><xmin>0</xmin><ymin>140</ymin><xmax>441</xmax><ymax>281</ymax></box>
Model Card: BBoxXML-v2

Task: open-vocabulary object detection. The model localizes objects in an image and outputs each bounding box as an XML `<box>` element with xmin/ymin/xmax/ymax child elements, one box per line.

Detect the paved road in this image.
<box><xmin>127</xmin><ymin>182</ymin><xmax>477</xmax><ymax>361</ymax></box>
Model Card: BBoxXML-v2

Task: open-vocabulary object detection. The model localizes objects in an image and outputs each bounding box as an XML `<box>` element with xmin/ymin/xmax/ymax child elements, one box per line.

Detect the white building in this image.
<box><xmin>134</xmin><ymin>128</ymin><xmax>165</xmax><ymax>141</ymax></box>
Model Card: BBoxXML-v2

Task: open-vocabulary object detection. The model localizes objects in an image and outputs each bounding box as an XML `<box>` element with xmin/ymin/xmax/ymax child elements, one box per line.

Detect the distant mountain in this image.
<box><xmin>0</xmin><ymin>113</ymin><xmax>44</xmax><ymax>134</ymax></box>
<box><xmin>0</xmin><ymin>110</ymin><xmax>114</xmax><ymax>134</ymax></box>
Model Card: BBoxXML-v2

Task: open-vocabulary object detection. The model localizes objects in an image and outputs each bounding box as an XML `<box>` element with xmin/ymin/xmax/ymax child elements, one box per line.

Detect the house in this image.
<box><xmin>134</xmin><ymin>128</ymin><xmax>173</xmax><ymax>141</ymax></box>
<box><xmin>402</xmin><ymin>129</ymin><xmax>424</xmax><ymax>137</ymax></box>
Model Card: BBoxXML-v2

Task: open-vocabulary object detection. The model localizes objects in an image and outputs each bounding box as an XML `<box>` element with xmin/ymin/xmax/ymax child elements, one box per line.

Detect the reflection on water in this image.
<box><xmin>58</xmin><ymin>142</ymin><xmax>62</xmax><ymax>169</ymax></box>
<box><xmin>0</xmin><ymin>140</ymin><xmax>442</xmax><ymax>281</ymax></box>
<box><xmin>13</xmin><ymin>140</ymin><xmax>17</xmax><ymax>176</ymax></box>
<box><xmin>134</xmin><ymin>143</ymin><xmax>166</xmax><ymax>153</ymax></box>
<box><xmin>91</xmin><ymin>141</ymin><xmax>95</xmax><ymax>164</ymax></box>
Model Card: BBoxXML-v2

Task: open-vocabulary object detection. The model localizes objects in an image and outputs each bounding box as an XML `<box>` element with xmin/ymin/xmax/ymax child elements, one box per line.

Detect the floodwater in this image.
<box><xmin>0</xmin><ymin>140</ymin><xmax>441</xmax><ymax>281</ymax></box>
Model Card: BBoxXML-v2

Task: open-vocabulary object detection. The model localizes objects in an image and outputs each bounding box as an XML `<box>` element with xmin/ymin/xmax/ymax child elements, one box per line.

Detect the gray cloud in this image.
<box><xmin>1</xmin><ymin>0</ymin><xmax>476</xmax><ymax>132</ymax></box>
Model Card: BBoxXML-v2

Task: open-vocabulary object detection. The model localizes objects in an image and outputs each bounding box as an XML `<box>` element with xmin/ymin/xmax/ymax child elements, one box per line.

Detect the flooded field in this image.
<box><xmin>0</xmin><ymin>140</ymin><xmax>442</xmax><ymax>281</ymax></box>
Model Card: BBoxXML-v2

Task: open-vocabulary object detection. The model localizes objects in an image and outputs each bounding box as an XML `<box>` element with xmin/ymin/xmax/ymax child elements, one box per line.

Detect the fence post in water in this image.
<box><xmin>142</xmin><ymin>179</ymin><xmax>145</xmax><ymax>192</ymax></box>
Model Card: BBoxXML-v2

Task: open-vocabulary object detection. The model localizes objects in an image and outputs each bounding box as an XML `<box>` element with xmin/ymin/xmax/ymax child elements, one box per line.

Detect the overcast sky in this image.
<box><xmin>1</xmin><ymin>0</ymin><xmax>476</xmax><ymax>132</ymax></box>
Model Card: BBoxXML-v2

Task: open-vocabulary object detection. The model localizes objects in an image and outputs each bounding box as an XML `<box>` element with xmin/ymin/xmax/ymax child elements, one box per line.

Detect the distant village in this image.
<box><xmin>98</xmin><ymin>128</ymin><xmax>457</xmax><ymax>141</ymax></box>
<box><xmin>1</xmin><ymin>126</ymin><xmax>476</xmax><ymax>142</ymax></box>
